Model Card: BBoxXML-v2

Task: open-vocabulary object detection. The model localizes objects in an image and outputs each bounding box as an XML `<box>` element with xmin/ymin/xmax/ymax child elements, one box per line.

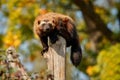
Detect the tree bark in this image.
<box><xmin>5</xmin><ymin>46</ymin><xmax>31</xmax><ymax>80</ymax></box>
<box><xmin>44</xmin><ymin>36</ymin><xmax>66</xmax><ymax>80</ymax></box>
<box><xmin>73</xmin><ymin>0</ymin><xmax>120</xmax><ymax>42</ymax></box>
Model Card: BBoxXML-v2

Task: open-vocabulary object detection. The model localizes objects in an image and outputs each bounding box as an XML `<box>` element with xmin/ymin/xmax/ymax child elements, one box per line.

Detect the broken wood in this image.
<box><xmin>44</xmin><ymin>36</ymin><xmax>66</xmax><ymax>80</ymax></box>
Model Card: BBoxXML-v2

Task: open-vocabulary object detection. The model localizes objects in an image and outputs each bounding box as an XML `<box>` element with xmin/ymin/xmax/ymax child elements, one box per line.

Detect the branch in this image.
<box><xmin>0</xmin><ymin>47</ymin><xmax>41</xmax><ymax>80</ymax></box>
<box><xmin>0</xmin><ymin>37</ymin><xmax>66</xmax><ymax>80</ymax></box>
<box><xmin>5</xmin><ymin>46</ymin><xmax>31</xmax><ymax>80</ymax></box>
<box><xmin>73</xmin><ymin>0</ymin><xmax>120</xmax><ymax>42</ymax></box>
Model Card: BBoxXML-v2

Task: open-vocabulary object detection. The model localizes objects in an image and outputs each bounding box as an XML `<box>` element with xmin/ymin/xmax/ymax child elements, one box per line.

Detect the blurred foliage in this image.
<box><xmin>3</xmin><ymin>31</ymin><xmax>21</xmax><ymax>48</ymax></box>
<box><xmin>87</xmin><ymin>44</ymin><xmax>120</xmax><ymax>80</ymax></box>
<box><xmin>0</xmin><ymin>0</ymin><xmax>120</xmax><ymax>79</ymax></box>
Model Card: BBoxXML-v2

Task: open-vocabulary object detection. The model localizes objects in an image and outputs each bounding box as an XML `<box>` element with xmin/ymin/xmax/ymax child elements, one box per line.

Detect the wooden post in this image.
<box><xmin>44</xmin><ymin>36</ymin><xmax>66</xmax><ymax>80</ymax></box>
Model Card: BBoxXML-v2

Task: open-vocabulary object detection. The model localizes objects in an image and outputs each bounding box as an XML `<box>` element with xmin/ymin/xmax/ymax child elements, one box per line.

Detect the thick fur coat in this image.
<box><xmin>34</xmin><ymin>12</ymin><xmax>82</xmax><ymax>66</ymax></box>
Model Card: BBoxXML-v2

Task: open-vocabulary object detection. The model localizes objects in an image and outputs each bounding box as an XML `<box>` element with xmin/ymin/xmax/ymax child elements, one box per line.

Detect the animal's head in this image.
<box><xmin>34</xmin><ymin>15</ymin><xmax>56</xmax><ymax>36</ymax></box>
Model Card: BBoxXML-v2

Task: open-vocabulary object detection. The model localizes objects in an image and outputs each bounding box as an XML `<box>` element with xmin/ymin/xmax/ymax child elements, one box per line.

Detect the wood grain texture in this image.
<box><xmin>44</xmin><ymin>36</ymin><xmax>66</xmax><ymax>80</ymax></box>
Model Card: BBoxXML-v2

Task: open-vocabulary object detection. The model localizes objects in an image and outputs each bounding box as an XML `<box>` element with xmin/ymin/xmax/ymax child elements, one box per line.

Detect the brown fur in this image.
<box><xmin>34</xmin><ymin>12</ymin><xmax>82</xmax><ymax>66</ymax></box>
<box><xmin>34</xmin><ymin>12</ymin><xmax>74</xmax><ymax>36</ymax></box>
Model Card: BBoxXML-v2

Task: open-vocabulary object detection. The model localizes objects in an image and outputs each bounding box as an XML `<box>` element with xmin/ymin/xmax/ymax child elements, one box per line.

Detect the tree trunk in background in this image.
<box><xmin>44</xmin><ymin>36</ymin><xmax>66</xmax><ymax>80</ymax></box>
<box><xmin>73</xmin><ymin>0</ymin><xmax>120</xmax><ymax>42</ymax></box>
<box><xmin>83</xmin><ymin>14</ymin><xmax>102</xmax><ymax>52</ymax></box>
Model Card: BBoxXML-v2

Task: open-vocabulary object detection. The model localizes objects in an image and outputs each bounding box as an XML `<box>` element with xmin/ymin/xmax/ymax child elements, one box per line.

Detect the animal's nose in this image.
<box><xmin>46</xmin><ymin>28</ymin><xmax>50</xmax><ymax>31</ymax></box>
<box><xmin>44</xmin><ymin>25</ymin><xmax>50</xmax><ymax>31</ymax></box>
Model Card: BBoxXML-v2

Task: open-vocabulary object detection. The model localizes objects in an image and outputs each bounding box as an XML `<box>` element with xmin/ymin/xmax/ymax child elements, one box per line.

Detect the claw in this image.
<box><xmin>41</xmin><ymin>47</ymin><xmax>49</xmax><ymax>55</ymax></box>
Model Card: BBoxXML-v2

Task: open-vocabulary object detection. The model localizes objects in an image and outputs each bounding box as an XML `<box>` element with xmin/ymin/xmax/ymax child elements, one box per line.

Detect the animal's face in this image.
<box><xmin>34</xmin><ymin>16</ymin><xmax>56</xmax><ymax>36</ymax></box>
<box><xmin>38</xmin><ymin>19</ymin><xmax>55</xmax><ymax>32</ymax></box>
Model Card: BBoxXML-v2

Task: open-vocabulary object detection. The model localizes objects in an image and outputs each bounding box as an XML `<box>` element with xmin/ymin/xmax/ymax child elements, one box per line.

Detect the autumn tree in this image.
<box><xmin>0</xmin><ymin>0</ymin><xmax>120</xmax><ymax>79</ymax></box>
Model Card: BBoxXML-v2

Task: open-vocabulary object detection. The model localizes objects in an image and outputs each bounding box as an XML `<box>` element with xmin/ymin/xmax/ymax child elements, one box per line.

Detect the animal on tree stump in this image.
<box><xmin>34</xmin><ymin>12</ymin><xmax>82</xmax><ymax>67</ymax></box>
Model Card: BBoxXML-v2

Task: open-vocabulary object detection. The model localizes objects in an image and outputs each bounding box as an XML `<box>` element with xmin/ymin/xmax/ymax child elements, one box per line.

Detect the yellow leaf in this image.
<box><xmin>3</xmin><ymin>31</ymin><xmax>21</xmax><ymax>48</ymax></box>
<box><xmin>86</xmin><ymin>66</ymin><xmax>94</xmax><ymax>76</ymax></box>
<box><xmin>85</xmin><ymin>42</ymin><xmax>91</xmax><ymax>50</ymax></box>
<box><xmin>39</xmin><ymin>9</ymin><xmax>48</xmax><ymax>15</ymax></box>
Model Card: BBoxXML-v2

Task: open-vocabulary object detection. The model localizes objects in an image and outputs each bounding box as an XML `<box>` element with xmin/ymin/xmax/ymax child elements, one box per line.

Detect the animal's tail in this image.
<box><xmin>71</xmin><ymin>45</ymin><xmax>82</xmax><ymax>67</ymax></box>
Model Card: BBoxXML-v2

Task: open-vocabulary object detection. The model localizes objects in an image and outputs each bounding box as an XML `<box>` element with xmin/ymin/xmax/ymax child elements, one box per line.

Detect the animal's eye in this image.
<box><xmin>38</xmin><ymin>21</ymin><xmax>40</xmax><ymax>25</ymax></box>
<box><xmin>52</xmin><ymin>20</ymin><xmax>55</xmax><ymax>23</ymax></box>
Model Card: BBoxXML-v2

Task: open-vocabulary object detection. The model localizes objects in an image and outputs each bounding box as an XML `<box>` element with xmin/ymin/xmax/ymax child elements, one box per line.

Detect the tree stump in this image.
<box><xmin>5</xmin><ymin>46</ymin><xmax>31</xmax><ymax>80</ymax></box>
<box><xmin>44</xmin><ymin>36</ymin><xmax>66</xmax><ymax>80</ymax></box>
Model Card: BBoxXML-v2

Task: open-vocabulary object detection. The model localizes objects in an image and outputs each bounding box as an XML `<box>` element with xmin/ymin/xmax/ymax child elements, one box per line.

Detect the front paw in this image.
<box><xmin>41</xmin><ymin>47</ymin><xmax>49</xmax><ymax>55</ymax></box>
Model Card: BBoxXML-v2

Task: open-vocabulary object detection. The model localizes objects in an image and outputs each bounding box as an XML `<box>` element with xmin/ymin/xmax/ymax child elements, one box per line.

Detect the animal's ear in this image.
<box><xmin>37</xmin><ymin>20</ymin><xmax>41</xmax><ymax>25</ymax></box>
<box><xmin>33</xmin><ymin>21</ymin><xmax>37</xmax><ymax>35</ymax></box>
<box><xmin>33</xmin><ymin>20</ymin><xmax>41</xmax><ymax>36</ymax></box>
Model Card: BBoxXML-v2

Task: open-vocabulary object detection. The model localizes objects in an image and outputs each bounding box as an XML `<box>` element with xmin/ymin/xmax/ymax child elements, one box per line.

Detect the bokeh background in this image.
<box><xmin>0</xmin><ymin>0</ymin><xmax>120</xmax><ymax>80</ymax></box>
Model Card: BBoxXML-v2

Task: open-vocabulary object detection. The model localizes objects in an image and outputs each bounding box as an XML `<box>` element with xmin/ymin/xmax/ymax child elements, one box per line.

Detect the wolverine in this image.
<box><xmin>34</xmin><ymin>12</ymin><xmax>82</xmax><ymax>67</ymax></box>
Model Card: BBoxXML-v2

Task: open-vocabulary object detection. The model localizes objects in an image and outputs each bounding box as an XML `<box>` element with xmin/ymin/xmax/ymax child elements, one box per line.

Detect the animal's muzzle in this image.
<box><xmin>43</xmin><ymin>25</ymin><xmax>49</xmax><ymax>32</ymax></box>
<box><xmin>43</xmin><ymin>24</ymin><xmax>52</xmax><ymax>32</ymax></box>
